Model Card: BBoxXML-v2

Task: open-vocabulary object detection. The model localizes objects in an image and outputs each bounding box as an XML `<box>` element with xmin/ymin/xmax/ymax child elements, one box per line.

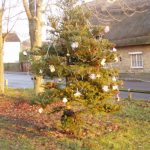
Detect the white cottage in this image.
<box><xmin>3</xmin><ymin>33</ymin><xmax>21</xmax><ymax>63</ymax></box>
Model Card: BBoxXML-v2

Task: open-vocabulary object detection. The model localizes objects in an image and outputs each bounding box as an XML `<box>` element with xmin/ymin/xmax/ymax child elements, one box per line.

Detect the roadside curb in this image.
<box><xmin>119</xmin><ymin>78</ymin><xmax>150</xmax><ymax>83</ymax></box>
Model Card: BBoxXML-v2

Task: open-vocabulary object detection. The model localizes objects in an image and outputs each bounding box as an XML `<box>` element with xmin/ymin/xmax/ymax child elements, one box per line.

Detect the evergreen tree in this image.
<box><xmin>32</xmin><ymin>0</ymin><xmax>121</xmax><ymax>133</ymax></box>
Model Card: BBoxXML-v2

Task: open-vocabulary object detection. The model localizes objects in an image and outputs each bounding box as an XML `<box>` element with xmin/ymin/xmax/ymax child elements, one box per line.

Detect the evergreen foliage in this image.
<box><xmin>30</xmin><ymin>0</ymin><xmax>121</xmax><ymax>133</ymax></box>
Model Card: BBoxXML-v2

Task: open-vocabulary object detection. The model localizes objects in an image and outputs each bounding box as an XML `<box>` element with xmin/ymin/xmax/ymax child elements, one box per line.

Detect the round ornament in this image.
<box><xmin>104</xmin><ymin>26</ymin><xmax>110</xmax><ymax>33</ymax></box>
<box><xmin>112</xmin><ymin>76</ymin><xmax>117</xmax><ymax>82</ymax></box>
<box><xmin>71</xmin><ymin>42</ymin><xmax>79</xmax><ymax>50</ymax></box>
<box><xmin>38</xmin><ymin>108</ymin><xmax>43</xmax><ymax>113</ymax></box>
<box><xmin>23</xmin><ymin>51</ymin><xmax>27</xmax><ymax>56</ymax></box>
<box><xmin>62</xmin><ymin>97</ymin><xmax>68</xmax><ymax>103</ymax></box>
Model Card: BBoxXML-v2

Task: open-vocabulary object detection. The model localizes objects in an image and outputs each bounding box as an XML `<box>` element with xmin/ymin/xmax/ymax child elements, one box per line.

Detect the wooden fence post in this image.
<box><xmin>128</xmin><ymin>89</ymin><xmax>132</xmax><ymax>100</ymax></box>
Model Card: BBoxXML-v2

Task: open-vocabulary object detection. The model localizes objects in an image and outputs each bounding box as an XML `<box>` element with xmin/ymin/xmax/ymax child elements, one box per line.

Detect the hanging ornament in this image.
<box><xmin>38</xmin><ymin>108</ymin><xmax>43</xmax><ymax>113</ymax></box>
<box><xmin>112</xmin><ymin>76</ymin><xmax>117</xmax><ymax>82</ymax></box>
<box><xmin>74</xmin><ymin>88</ymin><xmax>81</xmax><ymax>97</ymax></box>
<box><xmin>62</xmin><ymin>97</ymin><xmax>68</xmax><ymax>103</ymax></box>
<box><xmin>102</xmin><ymin>85</ymin><xmax>109</xmax><ymax>92</ymax></box>
<box><xmin>89</xmin><ymin>74</ymin><xmax>96</xmax><ymax>80</ymax></box>
<box><xmin>114</xmin><ymin>57</ymin><xmax>119</xmax><ymax>62</ymax></box>
<box><xmin>23</xmin><ymin>51</ymin><xmax>27</xmax><ymax>56</ymax></box>
<box><xmin>112</xmin><ymin>48</ymin><xmax>117</xmax><ymax>52</ymax></box>
<box><xmin>112</xmin><ymin>85</ymin><xmax>119</xmax><ymax>90</ymax></box>
<box><xmin>104</xmin><ymin>26</ymin><xmax>110</xmax><ymax>33</ymax></box>
<box><xmin>71</xmin><ymin>41</ymin><xmax>79</xmax><ymax>50</ymax></box>
<box><xmin>101</xmin><ymin>58</ymin><xmax>106</xmax><ymax>66</ymax></box>
<box><xmin>96</xmin><ymin>74</ymin><xmax>101</xmax><ymax>78</ymax></box>
<box><xmin>39</xmin><ymin>69</ymin><xmax>43</xmax><ymax>74</ymax></box>
<box><xmin>66</xmin><ymin>53</ymin><xmax>70</xmax><ymax>56</ymax></box>
<box><xmin>49</xmin><ymin>65</ymin><xmax>55</xmax><ymax>72</ymax></box>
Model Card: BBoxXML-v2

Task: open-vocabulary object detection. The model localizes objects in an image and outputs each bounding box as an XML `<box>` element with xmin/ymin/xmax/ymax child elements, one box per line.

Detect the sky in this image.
<box><xmin>2</xmin><ymin>0</ymin><xmax>29</xmax><ymax>41</ymax></box>
<box><xmin>2</xmin><ymin>0</ymin><xmax>115</xmax><ymax>42</ymax></box>
<box><xmin>0</xmin><ymin>0</ymin><xmax>119</xmax><ymax>41</ymax></box>
<box><xmin>2</xmin><ymin>0</ymin><xmax>95</xmax><ymax>41</ymax></box>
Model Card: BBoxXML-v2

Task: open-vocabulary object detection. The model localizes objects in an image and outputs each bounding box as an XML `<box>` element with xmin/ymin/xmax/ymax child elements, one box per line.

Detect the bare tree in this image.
<box><xmin>85</xmin><ymin>0</ymin><xmax>149</xmax><ymax>25</ymax></box>
<box><xmin>0</xmin><ymin>0</ymin><xmax>25</xmax><ymax>94</ymax></box>
<box><xmin>23</xmin><ymin>0</ymin><xmax>44</xmax><ymax>95</ymax></box>
<box><xmin>0</xmin><ymin>1</ymin><xmax>5</xmax><ymax>94</ymax></box>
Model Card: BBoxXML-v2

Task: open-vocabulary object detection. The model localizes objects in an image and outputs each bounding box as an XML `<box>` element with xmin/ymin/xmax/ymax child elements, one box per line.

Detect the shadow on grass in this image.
<box><xmin>0</xmin><ymin>114</ymin><xmax>65</xmax><ymax>139</ymax></box>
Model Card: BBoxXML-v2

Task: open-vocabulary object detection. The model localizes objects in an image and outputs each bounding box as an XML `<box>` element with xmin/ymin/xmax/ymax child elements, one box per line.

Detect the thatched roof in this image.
<box><xmin>86</xmin><ymin>0</ymin><xmax>150</xmax><ymax>47</ymax></box>
<box><xmin>106</xmin><ymin>9</ymin><xmax>150</xmax><ymax>47</ymax></box>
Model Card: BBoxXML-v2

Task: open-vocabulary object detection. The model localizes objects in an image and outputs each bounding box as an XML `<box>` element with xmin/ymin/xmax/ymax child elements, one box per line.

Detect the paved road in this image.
<box><xmin>5</xmin><ymin>73</ymin><xmax>34</xmax><ymax>89</ymax></box>
<box><xmin>4</xmin><ymin>72</ymin><xmax>150</xmax><ymax>100</ymax></box>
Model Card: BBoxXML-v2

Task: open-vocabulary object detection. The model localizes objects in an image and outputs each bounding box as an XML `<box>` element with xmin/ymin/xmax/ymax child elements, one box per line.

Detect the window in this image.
<box><xmin>129</xmin><ymin>52</ymin><xmax>143</xmax><ymax>68</ymax></box>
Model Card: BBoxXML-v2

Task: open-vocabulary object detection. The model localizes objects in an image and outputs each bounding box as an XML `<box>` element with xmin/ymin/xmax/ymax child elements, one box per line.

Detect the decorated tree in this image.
<box><xmin>31</xmin><ymin>0</ymin><xmax>121</xmax><ymax>133</ymax></box>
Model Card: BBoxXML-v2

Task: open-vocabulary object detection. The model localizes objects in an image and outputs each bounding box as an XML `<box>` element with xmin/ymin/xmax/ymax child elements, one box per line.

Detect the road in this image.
<box><xmin>4</xmin><ymin>72</ymin><xmax>150</xmax><ymax>100</ymax></box>
<box><xmin>5</xmin><ymin>73</ymin><xmax>34</xmax><ymax>89</ymax></box>
<box><xmin>120</xmin><ymin>81</ymin><xmax>150</xmax><ymax>100</ymax></box>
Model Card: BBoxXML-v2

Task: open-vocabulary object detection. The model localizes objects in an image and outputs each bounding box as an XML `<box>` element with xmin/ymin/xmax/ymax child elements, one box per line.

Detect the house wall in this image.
<box><xmin>3</xmin><ymin>42</ymin><xmax>21</xmax><ymax>63</ymax></box>
<box><xmin>117</xmin><ymin>45</ymin><xmax>150</xmax><ymax>73</ymax></box>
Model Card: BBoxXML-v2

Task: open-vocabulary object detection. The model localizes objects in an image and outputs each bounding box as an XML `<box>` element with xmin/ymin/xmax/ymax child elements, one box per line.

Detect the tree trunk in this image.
<box><xmin>29</xmin><ymin>18</ymin><xmax>44</xmax><ymax>95</ymax></box>
<box><xmin>34</xmin><ymin>75</ymin><xmax>44</xmax><ymax>94</ymax></box>
<box><xmin>23</xmin><ymin>0</ymin><xmax>44</xmax><ymax>95</ymax></box>
<box><xmin>0</xmin><ymin>10</ymin><xmax>4</xmax><ymax>94</ymax></box>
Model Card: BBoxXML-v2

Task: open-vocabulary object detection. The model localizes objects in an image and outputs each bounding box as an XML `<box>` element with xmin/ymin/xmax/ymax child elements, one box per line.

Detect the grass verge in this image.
<box><xmin>0</xmin><ymin>89</ymin><xmax>150</xmax><ymax>150</ymax></box>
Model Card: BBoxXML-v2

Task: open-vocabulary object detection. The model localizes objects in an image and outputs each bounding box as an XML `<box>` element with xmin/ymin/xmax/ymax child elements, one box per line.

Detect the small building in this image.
<box><xmin>3</xmin><ymin>33</ymin><xmax>21</xmax><ymax>71</ymax></box>
<box><xmin>106</xmin><ymin>9</ymin><xmax>150</xmax><ymax>80</ymax></box>
<box><xmin>87</xmin><ymin>0</ymin><xmax>150</xmax><ymax>80</ymax></box>
<box><xmin>4</xmin><ymin>33</ymin><xmax>21</xmax><ymax>63</ymax></box>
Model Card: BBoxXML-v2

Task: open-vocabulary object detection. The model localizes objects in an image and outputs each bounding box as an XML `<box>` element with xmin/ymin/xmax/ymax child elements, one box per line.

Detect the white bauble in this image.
<box><xmin>62</xmin><ymin>97</ymin><xmax>68</xmax><ymax>103</ymax></box>
<box><xmin>89</xmin><ymin>74</ymin><xmax>96</xmax><ymax>80</ymax></box>
<box><xmin>49</xmin><ymin>65</ymin><xmax>55</xmax><ymax>72</ymax></box>
<box><xmin>102</xmin><ymin>85</ymin><xmax>109</xmax><ymax>92</ymax></box>
<box><xmin>112</xmin><ymin>76</ymin><xmax>117</xmax><ymax>82</ymax></box>
<box><xmin>23</xmin><ymin>51</ymin><xmax>27</xmax><ymax>56</ymax></box>
<box><xmin>104</xmin><ymin>26</ymin><xmax>110</xmax><ymax>33</ymax></box>
<box><xmin>38</xmin><ymin>108</ymin><xmax>43</xmax><ymax>113</ymax></box>
<box><xmin>101</xmin><ymin>58</ymin><xmax>106</xmax><ymax>66</ymax></box>
<box><xmin>112</xmin><ymin>85</ymin><xmax>119</xmax><ymax>90</ymax></box>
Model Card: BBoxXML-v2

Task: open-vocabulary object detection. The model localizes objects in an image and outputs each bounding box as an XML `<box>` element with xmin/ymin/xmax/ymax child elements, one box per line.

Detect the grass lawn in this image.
<box><xmin>0</xmin><ymin>88</ymin><xmax>150</xmax><ymax>150</ymax></box>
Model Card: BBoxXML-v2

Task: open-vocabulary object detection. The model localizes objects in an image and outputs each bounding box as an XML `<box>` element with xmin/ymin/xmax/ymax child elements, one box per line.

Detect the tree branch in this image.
<box><xmin>23</xmin><ymin>0</ymin><xmax>32</xmax><ymax>19</ymax></box>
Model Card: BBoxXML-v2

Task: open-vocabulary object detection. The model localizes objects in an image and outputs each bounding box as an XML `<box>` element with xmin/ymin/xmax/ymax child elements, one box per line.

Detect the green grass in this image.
<box><xmin>0</xmin><ymin>89</ymin><xmax>150</xmax><ymax>150</ymax></box>
<box><xmin>4</xmin><ymin>88</ymin><xmax>34</xmax><ymax>100</ymax></box>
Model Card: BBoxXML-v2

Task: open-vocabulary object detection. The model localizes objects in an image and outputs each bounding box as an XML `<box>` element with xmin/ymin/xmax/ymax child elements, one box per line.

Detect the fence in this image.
<box><xmin>119</xmin><ymin>89</ymin><xmax>150</xmax><ymax>100</ymax></box>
